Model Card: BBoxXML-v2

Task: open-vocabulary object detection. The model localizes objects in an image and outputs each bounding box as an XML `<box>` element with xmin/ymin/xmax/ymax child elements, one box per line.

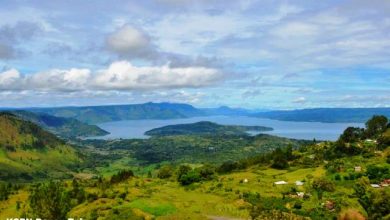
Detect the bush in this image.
<box><xmin>217</xmin><ymin>161</ymin><xmax>239</xmax><ymax>173</ymax></box>
<box><xmin>157</xmin><ymin>165</ymin><xmax>174</xmax><ymax>179</ymax></box>
<box><xmin>366</xmin><ymin>164</ymin><xmax>390</xmax><ymax>181</ymax></box>
<box><xmin>110</xmin><ymin>170</ymin><xmax>134</xmax><ymax>184</ymax></box>
<box><xmin>294</xmin><ymin>200</ymin><xmax>303</xmax><ymax>209</ymax></box>
<box><xmin>28</xmin><ymin>181</ymin><xmax>71</xmax><ymax>220</ymax></box>
<box><xmin>312</xmin><ymin>178</ymin><xmax>335</xmax><ymax>199</ymax></box>
<box><xmin>178</xmin><ymin>170</ymin><xmax>201</xmax><ymax>185</ymax></box>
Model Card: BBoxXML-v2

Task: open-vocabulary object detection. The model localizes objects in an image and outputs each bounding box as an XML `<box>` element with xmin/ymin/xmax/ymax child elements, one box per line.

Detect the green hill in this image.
<box><xmin>0</xmin><ymin>113</ymin><xmax>81</xmax><ymax>181</ymax></box>
<box><xmin>9</xmin><ymin>110</ymin><xmax>109</xmax><ymax>138</ymax></box>
<box><xmin>145</xmin><ymin>121</ymin><xmax>273</xmax><ymax>136</ymax></box>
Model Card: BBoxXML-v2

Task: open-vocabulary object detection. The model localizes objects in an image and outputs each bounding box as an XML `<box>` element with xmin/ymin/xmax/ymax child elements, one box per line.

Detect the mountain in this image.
<box><xmin>201</xmin><ymin>106</ymin><xmax>253</xmax><ymax>116</ymax></box>
<box><xmin>20</xmin><ymin>103</ymin><xmax>390</xmax><ymax>124</ymax></box>
<box><xmin>145</xmin><ymin>121</ymin><xmax>273</xmax><ymax>136</ymax></box>
<box><xmin>253</xmin><ymin>108</ymin><xmax>390</xmax><ymax>123</ymax></box>
<box><xmin>0</xmin><ymin>112</ymin><xmax>81</xmax><ymax>181</ymax></box>
<box><xmin>8</xmin><ymin>110</ymin><xmax>109</xmax><ymax>138</ymax></box>
<box><xmin>30</xmin><ymin>102</ymin><xmax>205</xmax><ymax>124</ymax></box>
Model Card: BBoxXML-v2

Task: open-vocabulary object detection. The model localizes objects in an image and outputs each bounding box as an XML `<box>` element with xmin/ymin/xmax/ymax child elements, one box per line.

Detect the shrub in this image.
<box><xmin>28</xmin><ymin>181</ymin><xmax>71</xmax><ymax>220</ymax></box>
<box><xmin>157</xmin><ymin>165</ymin><xmax>174</xmax><ymax>179</ymax></box>
<box><xmin>294</xmin><ymin>200</ymin><xmax>303</xmax><ymax>209</ymax></box>
<box><xmin>110</xmin><ymin>170</ymin><xmax>134</xmax><ymax>184</ymax></box>
<box><xmin>178</xmin><ymin>170</ymin><xmax>201</xmax><ymax>186</ymax></box>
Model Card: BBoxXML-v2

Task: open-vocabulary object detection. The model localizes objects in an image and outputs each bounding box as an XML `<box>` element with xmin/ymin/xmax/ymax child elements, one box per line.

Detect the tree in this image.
<box><xmin>177</xmin><ymin>165</ymin><xmax>192</xmax><ymax>181</ymax></box>
<box><xmin>196</xmin><ymin>164</ymin><xmax>215</xmax><ymax>180</ymax></box>
<box><xmin>157</xmin><ymin>165</ymin><xmax>174</xmax><ymax>179</ymax></box>
<box><xmin>217</xmin><ymin>161</ymin><xmax>239</xmax><ymax>173</ymax></box>
<box><xmin>178</xmin><ymin>170</ymin><xmax>201</xmax><ymax>185</ymax></box>
<box><xmin>339</xmin><ymin>127</ymin><xmax>364</xmax><ymax>143</ymax></box>
<box><xmin>28</xmin><ymin>181</ymin><xmax>71</xmax><ymax>220</ymax></box>
<box><xmin>354</xmin><ymin>177</ymin><xmax>390</xmax><ymax>219</ymax></box>
<box><xmin>312</xmin><ymin>178</ymin><xmax>335</xmax><ymax>199</ymax></box>
<box><xmin>271</xmin><ymin>148</ymin><xmax>289</xmax><ymax>169</ymax></box>
<box><xmin>110</xmin><ymin>170</ymin><xmax>134</xmax><ymax>184</ymax></box>
<box><xmin>0</xmin><ymin>183</ymin><xmax>11</xmax><ymax>201</ymax></box>
<box><xmin>365</xmin><ymin>115</ymin><xmax>388</xmax><ymax>138</ymax></box>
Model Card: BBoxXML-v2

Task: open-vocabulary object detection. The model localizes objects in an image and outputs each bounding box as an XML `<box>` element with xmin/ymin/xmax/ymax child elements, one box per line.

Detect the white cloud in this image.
<box><xmin>0</xmin><ymin>61</ymin><xmax>222</xmax><ymax>91</ymax></box>
<box><xmin>292</xmin><ymin>97</ymin><xmax>306</xmax><ymax>104</ymax></box>
<box><xmin>0</xmin><ymin>69</ymin><xmax>20</xmax><ymax>86</ymax></box>
<box><xmin>106</xmin><ymin>25</ymin><xmax>157</xmax><ymax>59</ymax></box>
<box><xmin>94</xmin><ymin>61</ymin><xmax>221</xmax><ymax>89</ymax></box>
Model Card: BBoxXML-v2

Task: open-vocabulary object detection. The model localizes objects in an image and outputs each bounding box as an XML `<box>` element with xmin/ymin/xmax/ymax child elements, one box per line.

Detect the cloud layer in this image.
<box><xmin>0</xmin><ymin>61</ymin><xmax>221</xmax><ymax>91</ymax></box>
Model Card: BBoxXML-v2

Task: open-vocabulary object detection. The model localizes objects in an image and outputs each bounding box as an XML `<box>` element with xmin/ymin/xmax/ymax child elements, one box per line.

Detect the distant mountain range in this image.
<box><xmin>23</xmin><ymin>102</ymin><xmax>253</xmax><ymax>124</ymax></box>
<box><xmin>252</xmin><ymin>108</ymin><xmax>390</xmax><ymax>123</ymax></box>
<box><xmin>2</xmin><ymin>103</ymin><xmax>390</xmax><ymax>124</ymax></box>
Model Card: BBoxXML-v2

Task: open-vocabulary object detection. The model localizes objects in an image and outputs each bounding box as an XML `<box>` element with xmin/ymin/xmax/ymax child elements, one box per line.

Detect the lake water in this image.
<box><xmin>88</xmin><ymin>116</ymin><xmax>364</xmax><ymax>141</ymax></box>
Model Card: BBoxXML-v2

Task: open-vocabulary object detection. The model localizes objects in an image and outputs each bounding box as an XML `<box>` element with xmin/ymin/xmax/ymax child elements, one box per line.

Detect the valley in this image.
<box><xmin>0</xmin><ymin>109</ymin><xmax>389</xmax><ymax>219</ymax></box>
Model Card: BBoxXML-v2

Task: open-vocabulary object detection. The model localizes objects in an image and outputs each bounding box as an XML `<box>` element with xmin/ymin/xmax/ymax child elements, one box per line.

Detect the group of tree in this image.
<box><xmin>339</xmin><ymin>115</ymin><xmax>389</xmax><ymax>143</ymax></box>
<box><xmin>0</xmin><ymin>182</ymin><xmax>12</xmax><ymax>201</ymax></box>
<box><xmin>27</xmin><ymin>179</ymin><xmax>101</xmax><ymax>220</ymax></box>
<box><xmin>28</xmin><ymin>181</ymin><xmax>71</xmax><ymax>220</ymax></box>
<box><xmin>157</xmin><ymin>164</ymin><xmax>216</xmax><ymax>185</ymax></box>
<box><xmin>325</xmin><ymin>115</ymin><xmax>390</xmax><ymax>159</ymax></box>
<box><xmin>110</xmin><ymin>170</ymin><xmax>134</xmax><ymax>184</ymax></box>
<box><xmin>354</xmin><ymin>177</ymin><xmax>390</xmax><ymax>219</ymax></box>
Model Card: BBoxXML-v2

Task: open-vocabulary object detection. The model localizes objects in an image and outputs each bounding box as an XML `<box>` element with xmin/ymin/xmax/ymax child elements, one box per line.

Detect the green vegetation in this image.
<box><xmin>145</xmin><ymin>121</ymin><xmax>272</xmax><ymax>136</ymax></box>
<box><xmin>0</xmin><ymin>114</ymin><xmax>389</xmax><ymax>219</ymax></box>
<box><xmin>9</xmin><ymin>110</ymin><xmax>109</xmax><ymax>138</ymax></box>
<box><xmin>0</xmin><ymin>113</ymin><xmax>81</xmax><ymax>181</ymax></box>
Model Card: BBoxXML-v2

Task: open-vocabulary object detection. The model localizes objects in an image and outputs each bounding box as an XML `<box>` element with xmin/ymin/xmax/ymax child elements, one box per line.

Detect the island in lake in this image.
<box><xmin>144</xmin><ymin>121</ymin><xmax>273</xmax><ymax>136</ymax></box>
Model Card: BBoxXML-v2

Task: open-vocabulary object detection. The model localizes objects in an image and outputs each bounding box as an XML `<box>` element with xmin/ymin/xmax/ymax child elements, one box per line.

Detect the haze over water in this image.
<box><xmin>90</xmin><ymin>116</ymin><xmax>364</xmax><ymax>141</ymax></box>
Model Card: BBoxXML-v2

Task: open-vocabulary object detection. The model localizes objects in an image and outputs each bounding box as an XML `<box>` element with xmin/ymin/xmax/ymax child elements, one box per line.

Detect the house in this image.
<box><xmin>380</xmin><ymin>179</ymin><xmax>390</xmax><ymax>187</ymax></box>
<box><xmin>296</xmin><ymin>192</ymin><xmax>305</xmax><ymax>198</ymax></box>
<box><xmin>274</xmin><ymin>181</ymin><xmax>288</xmax><ymax>185</ymax></box>
<box><xmin>370</xmin><ymin>184</ymin><xmax>381</xmax><ymax>188</ymax></box>
<box><xmin>354</xmin><ymin>166</ymin><xmax>362</xmax><ymax>172</ymax></box>
<box><xmin>295</xmin><ymin>181</ymin><xmax>304</xmax><ymax>186</ymax></box>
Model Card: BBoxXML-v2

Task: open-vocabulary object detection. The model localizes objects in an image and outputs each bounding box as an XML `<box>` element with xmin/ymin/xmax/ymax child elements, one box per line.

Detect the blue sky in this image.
<box><xmin>0</xmin><ymin>0</ymin><xmax>389</xmax><ymax>109</ymax></box>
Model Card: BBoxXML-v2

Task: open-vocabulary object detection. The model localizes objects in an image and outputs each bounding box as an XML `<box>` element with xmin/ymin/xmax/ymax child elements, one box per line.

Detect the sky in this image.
<box><xmin>0</xmin><ymin>0</ymin><xmax>389</xmax><ymax>109</ymax></box>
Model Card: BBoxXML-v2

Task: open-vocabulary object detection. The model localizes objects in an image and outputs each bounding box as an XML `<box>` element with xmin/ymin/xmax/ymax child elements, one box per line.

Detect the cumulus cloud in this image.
<box><xmin>106</xmin><ymin>25</ymin><xmax>158</xmax><ymax>60</ymax></box>
<box><xmin>0</xmin><ymin>61</ymin><xmax>222</xmax><ymax>91</ymax></box>
<box><xmin>94</xmin><ymin>61</ymin><xmax>221</xmax><ymax>89</ymax></box>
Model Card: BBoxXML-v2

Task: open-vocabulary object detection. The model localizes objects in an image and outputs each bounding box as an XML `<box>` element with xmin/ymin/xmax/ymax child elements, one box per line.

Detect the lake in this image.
<box><xmin>88</xmin><ymin>116</ymin><xmax>364</xmax><ymax>141</ymax></box>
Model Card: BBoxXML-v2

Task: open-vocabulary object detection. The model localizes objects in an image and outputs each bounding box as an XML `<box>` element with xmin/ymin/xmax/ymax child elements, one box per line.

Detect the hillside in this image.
<box><xmin>0</xmin><ymin>115</ymin><xmax>389</xmax><ymax>219</ymax></box>
<box><xmin>254</xmin><ymin>108</ymin><xmax>390</xmax><ymax>123</ymax></box>
<box><xmin>9</xmin><ymin>110</ymin><xmax>109</xmax><ymax>138</ymax></box>
<box><xmin>0</xmin><ymin>113</ymin><xmax>81</xmax><ymax>181</ymax></box>
<box><xmin>145</xmin><ymin>121</ymin><xmax>273</xmax><ymax>136</ymax></box>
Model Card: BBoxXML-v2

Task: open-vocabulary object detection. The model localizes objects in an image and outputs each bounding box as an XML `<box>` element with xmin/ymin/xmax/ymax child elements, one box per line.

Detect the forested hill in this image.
<box><xmin>8</xmin><ymin>110</ymin><xmax>109</xmax><ymax>138</ymax></box>
<box><xmin>0</xmin><ymin>112</ymin><xmax>62</xmax><ymax>149</ymax></box>
<box><xmin>0</xmin><ymin>113</ymin><xmax>81</xmax><ymax>181</ymax></box>
<box><xmin>253</xmin><ymin>108</ymin><xmax>390</xmax><ymax>123</ymax></box>
<box><xmin>145</xmin><ymin>121</ymin><xmax>273</xmax><ymax>136</ymax></box>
